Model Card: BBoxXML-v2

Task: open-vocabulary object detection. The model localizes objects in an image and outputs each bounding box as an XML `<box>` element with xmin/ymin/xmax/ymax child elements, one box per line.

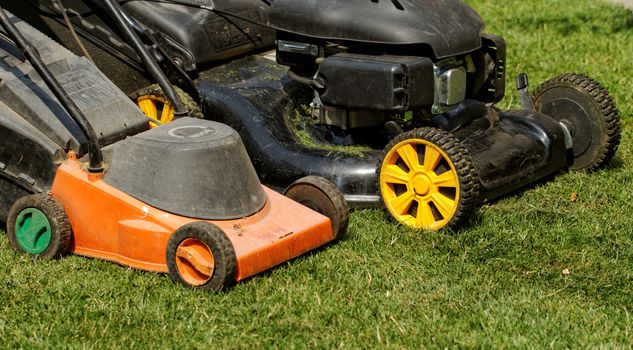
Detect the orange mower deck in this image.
<box><xmin>50</xmin><ymin>156</ymin><xmax>334</xmax><ymax>282</ymax></box>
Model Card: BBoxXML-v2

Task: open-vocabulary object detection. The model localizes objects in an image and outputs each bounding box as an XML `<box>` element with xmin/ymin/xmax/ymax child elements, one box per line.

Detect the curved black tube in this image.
<box><xmin>287</xmin><ymin>70</ymin><xmax>313</xmax><ymax>86</ymax></box>
<box><xmin>196</xmin><ymin>81</ymin><xmax>382</xmax><ymax>208</ymax></box>
<box><xmin>101</xmin><ymin>0</ymin><xmax>188</xmax><ymax>115</ymax></box>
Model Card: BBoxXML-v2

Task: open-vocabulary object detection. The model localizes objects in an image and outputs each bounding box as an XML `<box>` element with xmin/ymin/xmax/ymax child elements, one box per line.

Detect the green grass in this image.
<box><xmin>2</xmin><ymin>0</ymin><xmax>633</xmax><ymax>348</ymax></box>
<box><xmin>289</xmin><ymin>106</ymin><xmax>372</xmax><ymax>157</ymax></box>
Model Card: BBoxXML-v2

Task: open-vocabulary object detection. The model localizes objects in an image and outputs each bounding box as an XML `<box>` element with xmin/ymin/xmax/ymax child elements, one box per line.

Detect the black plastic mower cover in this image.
<box><xmin>0</xmin><ymin>13</ymin><xmax>148</xmax><ymax>153</ymax></box>
<box><xmin>104</xmin><ymin>118</ymin><xmax>268</xmax><ymax>220</ymax></box>
<box><xmin>268</xmin><ymin>0</ymin><xmax>485</xmax><ymax>59</ymax></box>
<box><xmin>13</xmin><ymin>0</ymin><xmax>275</xmax><ymax>71</ymax></box>
<box><xmin>0</xmin><ymin>12</ymin><xmax>148</xmax><ymax>217</ymax></box>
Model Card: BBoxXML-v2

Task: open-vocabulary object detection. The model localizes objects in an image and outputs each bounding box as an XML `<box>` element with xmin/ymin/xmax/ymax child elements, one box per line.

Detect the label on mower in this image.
<box><xmin>167</xmin><ymin>125</ymin><xmax>216</xmax><ymax>139</ymax></box>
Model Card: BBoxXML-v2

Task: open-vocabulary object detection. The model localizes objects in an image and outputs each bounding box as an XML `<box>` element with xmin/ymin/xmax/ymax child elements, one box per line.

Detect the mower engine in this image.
<box><xmin>269</xmin><ymin>0</ymin><xmax>620</xmax><ymax>230</ymax></box>
<box><xmin>269</xmin><ymin>0</ymin><xmax>506</xmax><ymax>137</ymax></box>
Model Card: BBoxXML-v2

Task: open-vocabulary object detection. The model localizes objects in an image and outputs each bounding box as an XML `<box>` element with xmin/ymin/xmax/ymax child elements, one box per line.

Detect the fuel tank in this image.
<box><xmin>268</xmin><ymin>0</ymin><xmax>485</xmax><ymax>59</ymax></box>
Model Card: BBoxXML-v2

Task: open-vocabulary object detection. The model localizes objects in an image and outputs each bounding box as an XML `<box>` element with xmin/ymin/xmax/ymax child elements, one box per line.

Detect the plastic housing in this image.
<box><xmin>316</xmin><ymin>53</ymin><xmax>435</xmax><ymax>112</ymax></box>
<box><xmin>104</xmin><ymin>118</ymin><xmax>267</xmax><ymax>220</ymax></box>
<box><xmin>269</xmin><ymin>0</ymin><xmax>484</xmax><ymax>59</ymax></box>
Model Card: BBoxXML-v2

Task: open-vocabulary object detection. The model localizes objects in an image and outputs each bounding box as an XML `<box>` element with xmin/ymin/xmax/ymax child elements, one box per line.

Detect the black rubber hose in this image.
<box><xmin>287</xmin><ymin>70</ymin><xmax>313</xmax><ymax>86</ymax></box>
<box><xmin>0</xmin><ymin>7</ymin><xmax>104</xmax><ymax>172</ymax></box>
<box><xmin>101</xmin><ymin>0</ymin><xmax>188</xmax><ymax>115</ymax></box>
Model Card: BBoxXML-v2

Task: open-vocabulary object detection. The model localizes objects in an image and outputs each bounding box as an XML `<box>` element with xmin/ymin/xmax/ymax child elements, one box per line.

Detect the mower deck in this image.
<box><xmin>51</xmin><ymin>155</ymin><xmax>333</xmax><ymax>281</ymax></box>
<box><xmin>195</xmin><ymin>55</ymin><xmax>383</xmax><ymax>207</ymax></box>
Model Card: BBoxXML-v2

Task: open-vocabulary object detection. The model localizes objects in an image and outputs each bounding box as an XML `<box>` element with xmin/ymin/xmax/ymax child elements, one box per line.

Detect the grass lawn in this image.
<box><xmin>1</xmin><ymin>0</ymin><xmax>633</xmax><ymax>348</ymax></box>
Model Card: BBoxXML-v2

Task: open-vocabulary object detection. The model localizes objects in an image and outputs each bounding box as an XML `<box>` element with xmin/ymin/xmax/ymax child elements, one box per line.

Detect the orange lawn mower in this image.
<box><xmin>0</xmin><ymin>8</ymin><xmax>348</xmax><ymax>291</ymax></box>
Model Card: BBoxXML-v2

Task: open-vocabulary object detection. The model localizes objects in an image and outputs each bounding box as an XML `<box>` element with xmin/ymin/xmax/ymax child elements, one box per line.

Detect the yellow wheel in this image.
<box><xmin>137</xmin><ymin>94</ymin><xmax>174</xmax><ymax>127</ymax></box>
<box><xmin>379</xmin><ymin>128</ymin><xmax>479</xmax><ymax>230</ymax></box>
<box><xmin>130</xmin><ymin>84</ymin><xmax>203</xmax><ymax>128</ymax></box>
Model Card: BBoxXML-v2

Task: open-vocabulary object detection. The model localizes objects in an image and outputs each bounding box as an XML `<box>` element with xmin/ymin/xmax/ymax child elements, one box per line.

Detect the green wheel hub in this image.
<box><xmin>14</xmin><ymin>208</ymin><xmax>52</xmax><ymax>254</ymax></box>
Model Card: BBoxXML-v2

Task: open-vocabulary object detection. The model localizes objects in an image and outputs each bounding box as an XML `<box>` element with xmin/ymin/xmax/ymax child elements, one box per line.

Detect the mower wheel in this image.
<box><xmin>166</xmin><ymin>222</ymin><xmax>236</xmax><ymax>291</ymax></box>
<box><xmin>131</xmin><ymin>84</ymin><xmax>203</xmax><ymax>127</ymax></box>
<box><xmin>7</xmin><ymin>194</ymin><xmax>72</xmax><ymax>259</ymax></box>
<box><xmin>379</xmin><ymin>128</ymin><xmax>479</xmax><ymax>231</ymax></box>
<box><xmin>284</xmin><ymin>176</ymin><xmax>349</xmax><ymax>241</ymax></box>
<box><xmin>533</xmin><ymin>73</ymin><xmax>621</xmax><ymax>171</ymax></box>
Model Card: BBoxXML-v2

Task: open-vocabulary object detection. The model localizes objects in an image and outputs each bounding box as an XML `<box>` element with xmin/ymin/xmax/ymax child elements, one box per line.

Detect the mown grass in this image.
<box><xmin>1</xmin><ymin>0</ymin><xmax>633</xmax><ymax>348</ymax></box>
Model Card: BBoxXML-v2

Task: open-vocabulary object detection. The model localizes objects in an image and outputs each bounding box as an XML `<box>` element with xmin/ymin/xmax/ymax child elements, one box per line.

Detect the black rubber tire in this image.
<box><xmin>284</xmin><ymin>176</ymin><xmax>349</xmax><ymax>241</ymax></box>
<box><xmin>166</xmin><ymin>222</ymin><xmax>237</xmax><ymax>291</ymax></box>
<box><xmin>379</xmin><ymin>127</ymin><xmax>480</xmax><ymax>230</ymax></box>
<box><xmin>130</xmin><ymin>84</ymin><xmax>204</xmax><ymax>120</ymax></box>
<box><xmin>533</xmin><ymin>73</ymin><xmax>621</xmax><ymax>171</ymax></box>
<box><xmin>7</xmin><ymin>194</ymin><xmax>72</xmax><ymax>259</ymax></box>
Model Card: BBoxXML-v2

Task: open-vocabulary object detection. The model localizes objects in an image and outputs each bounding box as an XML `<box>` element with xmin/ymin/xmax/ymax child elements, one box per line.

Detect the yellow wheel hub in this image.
<box><xmin>413</xmin><ymin>174</ymin><xmax>432</xmax><ymax>196</ymax></box>
<box><xmin>380</xmin><ymin>139</ymin><xmax>460</xmax><ymax>230</ymax></box>
<box><xmin>137</xmin><ymin>95</ymin><xmax>174</xmax><ymax>128</ymax></box>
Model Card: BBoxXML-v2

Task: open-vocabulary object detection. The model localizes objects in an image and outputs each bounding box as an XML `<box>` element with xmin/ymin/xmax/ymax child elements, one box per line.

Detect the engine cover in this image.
<box><xmin>104</xmin><ymin>118</ymin><xmax>267</xmax><ymax>220</ymax></box>
<box><xmin>268</xmin><ymin>0</ymin><xmax>485</xmax><ymax>59</ymax></box>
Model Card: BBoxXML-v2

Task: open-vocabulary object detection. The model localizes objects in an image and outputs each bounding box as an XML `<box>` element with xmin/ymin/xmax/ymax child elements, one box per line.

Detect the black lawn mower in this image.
<box><xmin>5</xmin><ymin>0</ymin><xmax>621</xmax><ymax>230</ymax></box>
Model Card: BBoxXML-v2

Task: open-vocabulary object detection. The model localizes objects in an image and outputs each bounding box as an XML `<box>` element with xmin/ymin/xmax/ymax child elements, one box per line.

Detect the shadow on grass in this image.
<box><xmin>477</xmin><ymin>171</ymin><xmax>560</xmax><ymax>207</ymax></box>
<box><xmin>605</xmin><ymin>155</ymin><xmax>625</xmax><ymax>170</ymax></box>
<box><xmin>475</xmin><ymin>153</ymin><xmax>623</xmax><ymax>211</ymax></box>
